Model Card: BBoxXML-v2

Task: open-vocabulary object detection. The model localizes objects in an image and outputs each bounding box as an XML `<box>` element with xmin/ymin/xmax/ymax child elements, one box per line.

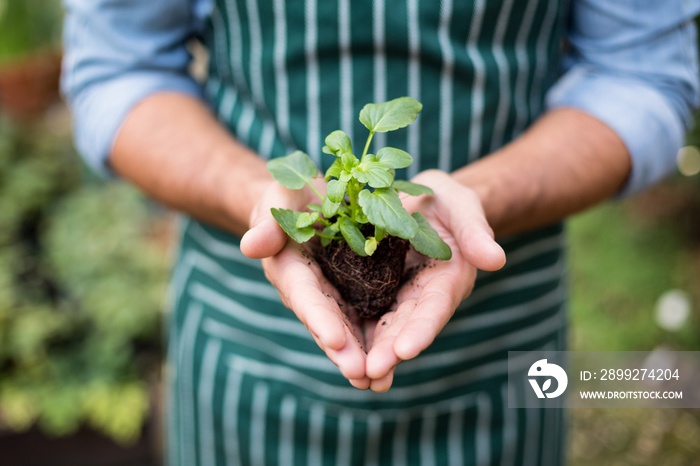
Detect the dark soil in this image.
<box><xmin>315</xmin><ymin>234</ymin><xmax>410</xmax><ymax>320</ymax></box>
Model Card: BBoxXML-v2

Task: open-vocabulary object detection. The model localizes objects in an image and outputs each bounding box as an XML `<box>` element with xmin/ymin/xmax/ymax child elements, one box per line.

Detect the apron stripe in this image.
<box><xmin>489</xmin><ymin>0</ymin><xmax>517</xmax><ymax>153</ymax></box>
<box><xmin>198</xmin><ymin>339</ymin><xmax>222</xmax><ymax>466</ymax></box>
<box><xmin>513</xmin><ymin>0</ymin><xmax>544</xmax><ymax>137</ymax></box>
<box><xmin>406</xmin><ymin>0</ymin><xmax>421</xmax><ymax>178</ymax></box>
<box><xmin>466</xmin><ymin>0</ymin><xmax>488</xmax><ymax>163</ymax></box>
<box><xmin>338</xmin><ymin>0</ymin><xmax>354</xmax><ymax>147</ymax></box>
<box><xmin>373</xmin><ymin>0</ymin><xmax>388</xmax><ymax>152</ymax></box>
<box><xmin>304</xmin><ymin>0</ymin><xmax>321</xmax><ymax>165</ymax></box>
<box><xmin>438</xmin><ymin>0</ymin><xmax>455</xmax><ymax>172</ymax></box>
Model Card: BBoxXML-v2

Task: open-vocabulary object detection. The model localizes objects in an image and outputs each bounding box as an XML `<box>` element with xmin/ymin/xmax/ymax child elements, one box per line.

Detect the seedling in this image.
<box><xmin>267</xmin><ymin>97</ymin><xmax>452</xmax><ymax>319</ymax></box>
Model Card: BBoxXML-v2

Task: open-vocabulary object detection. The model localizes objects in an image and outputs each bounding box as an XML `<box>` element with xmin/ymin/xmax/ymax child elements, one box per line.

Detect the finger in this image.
<box><xmin>290</xmin><ymin>289</ymin><xmax>367</xmax><ymax>381</ymax></box>
<box><xmin>459</xmin><ymin>226</ymin><xmax>506</xmax><ymax>272</ymax></box>
<box><xmin>369</xmin><ymin>370</ymin><xmax>395</xmax><ymax>392</ymax></box>
<box><xmin>240</xmin><ymin>215</ymin><xmax>287</xmax><ymax>259</ymax></box>
<box><xmin>241</xmin><ymin>182</ymin><xmax>313</xmax><ymax>259</ymax></box>
<box><xmin>305</xmin><ymin>327</ymin><xmax>366</xmax><ymax>382</ymax></box>
<box><xmin>365</xmin><ymin>260</ymin><xmax>469</xmax><ymax>379</ymax></box>
<box><xmin>268</xmin><ymin>253</ymin><xmax>348</xmax><ymax>351</ymax></box>
<box><xmin>322</xmin><ymin>334</ymin><xmax>368</xmax><ymax>381</ymax></box>
<box><xmin>393</xmin><ymin>268</ymin><xmax>473</xmax><ymax>361</ymax></box>
<box><xmin>430</xmin><ymin>191</ymin><xmax>505</xmax><ymax>272</ymax></box>
<box><xmin>415</xmin><ymin>172</ymin><xmax>506</xmax><ymax>272</ymax></box>
<box><xmin>349</xmin><ymin>377</ymin><xmax>371</xmax><ymax>390</ymax></box>
<box><xmin>365</xmin><ymin>309</ymin><xmax>409</xmax><ymax>380</ymax></box>
<box><xmin>392</xmin><ymin>291</ymin><xmax>453</xmax><ymax>360</ymax></box>
<box><xmin>265</xmin><ymin>250</ymin><xmax>368</xmax><ymax>380</ymax></box>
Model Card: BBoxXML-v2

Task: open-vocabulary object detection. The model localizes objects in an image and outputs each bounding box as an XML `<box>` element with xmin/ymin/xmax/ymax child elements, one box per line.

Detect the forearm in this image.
<box><xmin>454</xmin><ymin>108</ymin><xmax>631</xmax><ymax>237</ymax></box>
<box><xmin>111</xmin><ymin>92</ymin><xmax>272</xmax><ymax>236</ymax></box>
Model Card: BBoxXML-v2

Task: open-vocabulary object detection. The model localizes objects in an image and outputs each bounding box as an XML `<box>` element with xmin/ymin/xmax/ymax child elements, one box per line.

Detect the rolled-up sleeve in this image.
<box><xmin>546</xmin><ymin>0</ymin><xmax>700</xmax><ymax>196</ymax></box>
<box><xmin>61</xmin><ymin>0</ymin><xmax>211</xmax><ymax>176</ymax></box>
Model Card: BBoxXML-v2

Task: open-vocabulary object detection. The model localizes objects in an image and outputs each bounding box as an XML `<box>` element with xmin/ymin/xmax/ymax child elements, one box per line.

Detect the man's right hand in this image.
<box><xmin>240</xmin><ymin>181</ymin><xmax>371</xmax><ymax>389</ymax></box>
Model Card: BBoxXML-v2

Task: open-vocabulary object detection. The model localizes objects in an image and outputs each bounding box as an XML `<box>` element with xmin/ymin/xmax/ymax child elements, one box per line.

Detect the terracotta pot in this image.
<box><xmin>0</xmin><ymin>49</ymin><xmax>62</xmax><ymax>121</ymax></box>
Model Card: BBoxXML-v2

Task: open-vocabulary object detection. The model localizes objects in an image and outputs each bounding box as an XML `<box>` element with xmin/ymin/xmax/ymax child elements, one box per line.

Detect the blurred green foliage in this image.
<box><xmin>570</xmin><ymin>408</ymin><xmax>700</xmax><ymax>466</ymax></box>
<box><xmin>569</xmin><ymin>195</ymin><xmax>699</xmax><ymax>352</ymax></box>
<box><xmin>0</xmin><ymin>119</ymin><xmax>170</xmax><ymax>445</ymax></box>
<box><xmin>0</xmin><ymin>0</ymin><xmax>62</xmax><ymax>63</ymax></box>
<box><xmin>567</xmin><ymin>180</ymin><xmax>700</xmax><ymax>466</ymax></box>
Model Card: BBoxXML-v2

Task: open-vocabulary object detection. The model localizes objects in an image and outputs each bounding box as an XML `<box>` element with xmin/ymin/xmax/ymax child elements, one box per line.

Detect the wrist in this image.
<box><xmin>211</xmin><ymin>145</ymin><xmax>275</xmax><ymax>234</ymax></box>
<box><xmin>451</xmin><ymin>164</ymin><xmax>495</xmax><ymax>210</ymax></box>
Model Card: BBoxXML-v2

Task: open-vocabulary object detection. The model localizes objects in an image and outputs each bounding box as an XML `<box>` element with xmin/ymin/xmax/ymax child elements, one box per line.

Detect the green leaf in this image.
<box><xmin>359</xmin><ymin>96</ymin><xmax>423</xmax><ymax>133</ymax></box>
<box><xmin>341</xmin><ymin>151</ymin><xmax>359</xmax><ymax>171</ymax></box>
<box><xmin>320</xmin><ymin>225</ymin><xmax>339</xmax><ymax>247</ymax></box>
<box><xmin>325</xmin><ymin>159</ymin><xmax>342</xmax><ymax>180</ymax></box>
<box><xmin>308</xmin><ymin>203</ymin><xmax>323</xmax><ymax>212</ymax></box>
<box><xmin>376</xmin><ymin>147</ymin><xmax>413</xmax><ymax>169</ymax></box>
<box><xmin>322</xmin><ymin>197</ymin><xmax>341</xmax><ymax>218</ymax></box>
<box><xmin>270</xmin><ymin>208</ymin><xmax>316</xmax><ymax>243</ymax></box>
<box><xmin>339</xmin><ymin>217</ymin><xmax>368</xmax><ymax>256</ymax></box>
<box><xmin>364</xmin><ymin>237</ymin><xmax>378</xmax><ymax>256</ymax></box>
<box><xmin>392</xmin><ymin>180</ymin><xmax>434</xmax><ymax>196</ymax></box>
<box><xmin>323</xmin><ymin>130</ymin><xmax>353</xmax><ymax>157</ymax></box>
<box><xmin>326</xmin><ymin>179</ymin><xmax>347</xmax><ymax>203</ymax></box>
<box><xmin>267</xmin><ymin>151</ymin><xmax>318</xmax><ymax>190</ymax></box>
<box><xmin>409</xmin><ymin>212</ymin><xmax>452</xmax><ymax>260</ymax></box>
<box><xmin>352</xmin><ymin>159</ymin><xmax>394</xmax><ymax>188</ymax></box>
<box><xmin>357</xmin><ymin>188</ymin><xmax>418</xmax><ymax>239</ymax></box>
<box><xmin>295</xmin><ymin>211</ymin><xmax>319</xmax><ymax>228</ymax></box>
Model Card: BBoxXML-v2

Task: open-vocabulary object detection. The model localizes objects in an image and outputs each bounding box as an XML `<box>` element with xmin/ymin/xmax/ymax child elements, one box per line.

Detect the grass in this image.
<box><xmin>568</xmin><ymin>193</ymin><xmax>699</xmax><ymax>352</ymax></box>
<box><xmin>566</xmin><ymin>184</ymin><xmax>700</xmax><ymax>466</ymax></box>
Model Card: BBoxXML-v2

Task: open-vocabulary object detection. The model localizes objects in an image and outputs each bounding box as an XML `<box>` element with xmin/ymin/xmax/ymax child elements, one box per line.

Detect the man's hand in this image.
<box><xmin>364</xmin><ymin>170</ymin><xmax>506</xmax><ymax>391</ymax></box>
<box><xmin>240</xmin><ymin>181</ymin><xmax>371</xmax><ymax>389</ymax></box>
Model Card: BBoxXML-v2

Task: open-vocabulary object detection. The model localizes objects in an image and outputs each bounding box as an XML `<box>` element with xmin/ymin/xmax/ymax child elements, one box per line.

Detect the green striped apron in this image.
<box><xmin>166</xmin><ymin>1</ymin><xmax>570</xmax><ymax>465</ymax></box>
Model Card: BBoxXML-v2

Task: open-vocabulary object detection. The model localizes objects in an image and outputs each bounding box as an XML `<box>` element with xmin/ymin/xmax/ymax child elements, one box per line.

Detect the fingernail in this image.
<box><xmin>349</xmin><ymin>378</ymin><xmax>369</xmax><ymax>390</ymax></box>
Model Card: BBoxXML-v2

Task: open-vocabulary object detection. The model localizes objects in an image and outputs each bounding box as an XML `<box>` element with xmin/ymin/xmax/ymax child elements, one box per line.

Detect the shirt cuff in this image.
<box><xmin>546</xmin><ymin>66</ymin><xmax>685</xmax><ymax>197</ymax></box>
<box><xmin>68</xmin><ymin>71</ymin><xmax>203</xmax><ymax>177</ymax></box>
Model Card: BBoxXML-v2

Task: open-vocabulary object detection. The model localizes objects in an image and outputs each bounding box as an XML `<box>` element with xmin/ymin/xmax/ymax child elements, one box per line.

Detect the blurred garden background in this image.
<box><xmin>0</xmin><ymin>1</ymin><xmax>698</xmax><ymax>465</ymax></box>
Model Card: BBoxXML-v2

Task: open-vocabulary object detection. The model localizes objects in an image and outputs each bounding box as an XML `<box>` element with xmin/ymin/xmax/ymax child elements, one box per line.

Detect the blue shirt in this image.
<box><xmin>62</xmin><ymin>0</ymin><xmax>700</xmax><ymax>196</ymax></box>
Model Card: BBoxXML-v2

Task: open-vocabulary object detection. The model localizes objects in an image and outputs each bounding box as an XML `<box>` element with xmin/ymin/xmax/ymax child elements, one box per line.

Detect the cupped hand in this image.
<box><xmin>364</xmin><ymin>169</ymin><xmax>506</xmax><ymax>391</ymax></box>
<box><xmin>240</xmin><ymin>180</ymin><xmax>371</xmax><ymax>389</ymax></box>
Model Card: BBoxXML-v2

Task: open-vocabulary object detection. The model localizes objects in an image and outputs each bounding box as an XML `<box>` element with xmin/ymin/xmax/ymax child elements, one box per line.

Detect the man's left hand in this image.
<box><xmin>364</xmin><ymin>170</ymin><xmax>506</xmax><ymax>391</ymax></box>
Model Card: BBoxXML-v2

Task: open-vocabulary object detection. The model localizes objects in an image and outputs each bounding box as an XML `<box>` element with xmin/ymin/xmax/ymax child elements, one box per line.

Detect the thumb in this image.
<box><xmin>431</xmin><ymin>180</ymin><xmax>505</xmax><ymax>272</ymax></box>
<box><xmin>459</xmin><ymin>225</ymin><xmax>506</xmax><ymax>272</ymax></box>
<box><xmin>240</xmin><ymin>208</ymin><xmax>287</xmax><ymax>259</ymax></box>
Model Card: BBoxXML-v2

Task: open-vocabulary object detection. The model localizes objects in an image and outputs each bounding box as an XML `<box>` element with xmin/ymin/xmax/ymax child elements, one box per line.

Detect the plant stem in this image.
<box><xmin>361</xmin><ymin>131</ymin><xmax>375</xmax><ymax>161</ymax></box>
<box><xmin>305</xmin><ymin>178</ymin><xmax>324</xmax><ymax>200</ymax></box>
<box><xmin>347</xmin><ymin>179</ymin><xmax>358</xmax><ymax>219</ymax></box>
